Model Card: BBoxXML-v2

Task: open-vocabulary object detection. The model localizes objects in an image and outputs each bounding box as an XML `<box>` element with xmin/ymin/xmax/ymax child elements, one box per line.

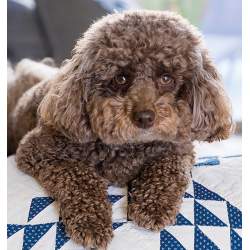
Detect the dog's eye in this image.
<box><xmin>115</xmin><ymin>74</ymin><xmax>127</xmax><ymax>85</ymax></box>
<box><xmin>160</xmin><ymin>73</ymin><xmax>172</xmax><ymax>84</ymax></box>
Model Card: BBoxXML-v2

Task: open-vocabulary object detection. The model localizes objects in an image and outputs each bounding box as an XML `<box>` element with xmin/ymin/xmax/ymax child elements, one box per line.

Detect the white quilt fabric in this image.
<box><xmin>7</xmin><ymin>152</ymin><xmax>242</xmax><ymax>250</ymax></box>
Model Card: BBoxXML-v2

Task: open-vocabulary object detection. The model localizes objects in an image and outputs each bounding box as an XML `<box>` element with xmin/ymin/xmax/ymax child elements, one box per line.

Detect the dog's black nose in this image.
<box><xmin>132</xmin><ymin>110</ymin><xmax>155</xmax><ymax>129</ymax></box>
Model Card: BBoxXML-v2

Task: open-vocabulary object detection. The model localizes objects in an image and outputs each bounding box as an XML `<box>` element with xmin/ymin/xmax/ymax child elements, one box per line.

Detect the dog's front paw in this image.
<box><xmin>128</xmin><ymin>202</ymin><xmax>179</xmax><ymax>231</ymax></box>
<box><xmin>66</xmin><ymin>216</ymin><xmax>113</xmax><ymax>249</ymax></box>
<box><xmin>69</xmin><ymin>223</ymin><xmax>113</xmax><ymax>250</ymax></box>
<box><xmin>61</xmin><ymin>204</ymin><xmax>113</xmax><ymax>249</ymax></box>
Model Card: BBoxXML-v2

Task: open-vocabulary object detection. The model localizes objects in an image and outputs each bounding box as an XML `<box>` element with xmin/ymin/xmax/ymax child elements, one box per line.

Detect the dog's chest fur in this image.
<box><xmin>64</xmin><ymin>140</ymin><xmax>172</xmax><ymax>186</ymax></box>
<box><xmin>92</xmin><ymin>140</ymin><xmax>172</xmax><ymax>186</ymax></box>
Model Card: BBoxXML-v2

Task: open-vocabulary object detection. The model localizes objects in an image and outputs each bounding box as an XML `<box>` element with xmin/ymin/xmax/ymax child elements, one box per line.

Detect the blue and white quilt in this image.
<box><xmin>7</xmin><ymin>154</ymin><xmax>242</xmax><ymax>250</ymax></box>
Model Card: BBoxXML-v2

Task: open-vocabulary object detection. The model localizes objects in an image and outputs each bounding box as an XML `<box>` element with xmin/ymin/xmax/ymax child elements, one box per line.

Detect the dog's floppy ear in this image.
<box><xmin>186</xmin><ymin>49</ymin><xmax>234</xmax><ymax>142</ymax></box>
<box><xmin>38</xmin><ymin>55</ymin><xmax>96</xmax><ymax>143</ymax></box>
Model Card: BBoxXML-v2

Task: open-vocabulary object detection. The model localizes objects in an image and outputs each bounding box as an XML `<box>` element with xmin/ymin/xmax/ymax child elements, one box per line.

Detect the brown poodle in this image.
<box><xmin>8</xmin><ymin>10</ymin><xmax>233</xmax><ymax>249</ymax></box>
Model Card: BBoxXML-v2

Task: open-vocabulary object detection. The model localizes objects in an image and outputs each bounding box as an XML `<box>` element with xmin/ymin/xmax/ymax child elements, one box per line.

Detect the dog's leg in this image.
<box><xmin>16</xmin><ymin>127</ymin><xmax>113</xmax><ymax>249</ymax></box>
<box><xmin>128</xmin><ymin>153</ymin><xmax>194</xmax><ymax>231</ymax></box>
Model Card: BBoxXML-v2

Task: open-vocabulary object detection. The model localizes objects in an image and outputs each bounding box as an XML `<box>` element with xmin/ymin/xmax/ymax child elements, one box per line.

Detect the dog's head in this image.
<box><xmin>39</xmin><ymin>10</ymin><xmax>233</xmax><ymax>145</ymax></box>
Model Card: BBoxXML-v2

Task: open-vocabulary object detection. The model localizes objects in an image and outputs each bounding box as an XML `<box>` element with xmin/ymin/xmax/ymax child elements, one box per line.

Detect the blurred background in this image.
<box><xmin>7</xmin><ymin>0</ymin><xmax>241</xmax><ymax>129</ymax></box>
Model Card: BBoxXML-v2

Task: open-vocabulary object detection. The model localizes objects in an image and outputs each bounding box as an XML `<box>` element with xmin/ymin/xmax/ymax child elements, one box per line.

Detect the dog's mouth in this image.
<box><xmin>94</xmin><ymin>119</ymin><xmax>179</xmax><ymax>145</ymax></box>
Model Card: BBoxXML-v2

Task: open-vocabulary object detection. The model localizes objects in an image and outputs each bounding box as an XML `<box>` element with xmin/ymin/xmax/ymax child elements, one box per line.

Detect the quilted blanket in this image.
<box><xmin>7</xmin><ymin>153</ymin><xmax>242</xmax><ymax>250</ymax></box>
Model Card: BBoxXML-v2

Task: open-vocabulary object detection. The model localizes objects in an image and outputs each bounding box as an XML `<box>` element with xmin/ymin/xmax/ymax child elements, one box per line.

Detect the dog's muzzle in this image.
<box><xmin>132</xmin><ymin>109</ymin><xmax>155</xmax><ymax>129</ymax></box>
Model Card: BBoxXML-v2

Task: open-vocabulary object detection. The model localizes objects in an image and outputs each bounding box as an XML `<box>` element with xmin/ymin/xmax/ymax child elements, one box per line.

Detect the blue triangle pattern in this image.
<box><xmin>193</xmin><ymin>181</ymin><xmax>224</xmax><ymax>201</ymax></box>
<box><xmin>227</xmin><ymin>202</ymin><xmax>242</xmax><ymax>229</ymax></box>
<box><xmin>28</xmin><ymin>197</ymin><xmax>54</xmax><ymax>222</ymax></box>
<box><xmin>195</xmin><ymin>226</ymin><xmax>219</xmax><ymax>249</ymax></box>
<box><xmin>160</xmin><ymin>230</ymin><xmax>185</xmax><ymax>250</ymax></box>
<box><xmin>184</xmin><ymin>192</ymin><xmax>193</xmax><ymax>198</ymax></box>
<box><xmin>7</xmin><ymin>224</ymin><xmax>25</xmax><ymax>238</ymax></box>
<box><xmin>175</xmin><ymin>213</ymin><xmax>193</xmax><ymax>226</ymax></box>
<box><xmin>194</xmin><ymin>157</ymin><xmax>220</xmax><ymax>167</ymax></box>
<box><xmin>112</xmin><ymin>222</ymin><xmax>126</xmax><ymax>230</ymax></box>
<box><xmin>230</xmin><ymin>229</ymin><xmax>242</xmax><ymax>250</ymax></box>
<box><xmin>108</xmin><ymin>195</ymin><xmax>124</xmax><ymax>204</ymax></box>
<box><xmin>55</xmin><ymin>222</ymin><xmax>70</xmax><ymax>250</ymax></box>
<box><xmin>22</xmin><ymin>223</ymin><xmax>54</xmax><ymax>250</ymax></box>
<box><xmin>194</xmin><ymin>200</ymin><xmax>226</xmax><ymax>226</ymax></box>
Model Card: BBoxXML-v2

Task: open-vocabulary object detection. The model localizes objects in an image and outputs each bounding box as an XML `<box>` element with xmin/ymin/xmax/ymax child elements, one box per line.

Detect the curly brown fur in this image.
<box><xmin>8</xmin><ymin>59</ymin><xmax>58</xmax><ymax>154</ymax></box>
<box><xmin>128</xmin><ymin>151</ymin><xmax>194</xmax><ymax>230</ymax></box>
<box><xmin>10</xmin><ymin>10</ymin><xmax>233</xmax><ymax>249</ymax></box>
